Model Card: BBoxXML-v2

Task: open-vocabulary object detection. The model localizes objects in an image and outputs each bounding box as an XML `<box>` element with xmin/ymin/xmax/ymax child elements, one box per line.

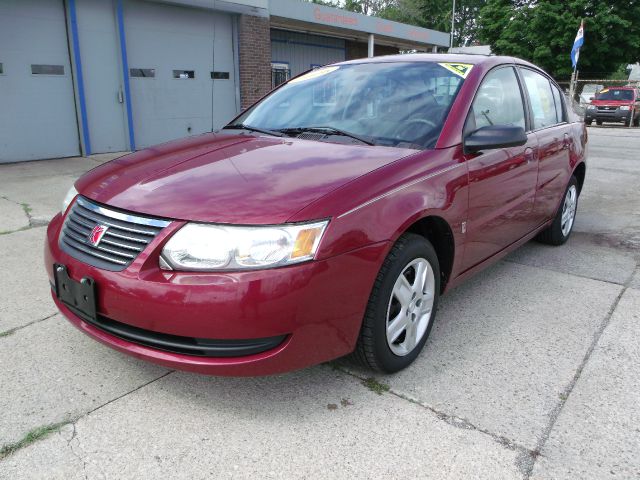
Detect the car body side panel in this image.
<box><xmin>461</xmin><ymin>133</ymin><xmax>539</xmax><ymax>270</ymax></box>
<box><xmin>289</xmin><ymin>145</ymin><xmax>469</xmax><ymax>281</ymax></box>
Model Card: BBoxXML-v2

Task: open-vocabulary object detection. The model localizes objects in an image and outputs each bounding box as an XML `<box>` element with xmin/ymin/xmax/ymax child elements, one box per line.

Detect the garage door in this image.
<box><xmin>0</xmin><ymin>0</ymin><xmax>80</xmax><ymax>162</ymax></box>
<box><xmin>123</xmin><ymin>1</ymin><xmax>238</xmax><ymax>149</ymax></box>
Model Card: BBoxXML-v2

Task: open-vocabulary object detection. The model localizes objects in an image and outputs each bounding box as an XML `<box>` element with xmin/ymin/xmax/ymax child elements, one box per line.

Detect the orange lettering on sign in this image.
<box><xmin>376</xmin><ymin>21</ymin><xmax>393</xmax><ymax>34</ymax></box>
<box><xmin>313</xmin><ymin>7</ymin><xmax>358</xmax><ymax>26</ymax></box>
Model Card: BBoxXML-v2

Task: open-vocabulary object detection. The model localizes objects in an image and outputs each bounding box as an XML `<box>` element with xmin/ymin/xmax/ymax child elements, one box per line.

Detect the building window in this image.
<box><xmin>173</xmin><ymin>70</ymin><xmax>195</xmax><ymax>79</ymax></box>
<box><xmin>211</xmin><ymin>71</ymin><xmax>230</xmax><ymax>80</ymax></box>
<box><xmin>271</xmin><ymin>62</ymin><xmax>290</xmax><ymax>88</ymax></box>
<box><xmin>130</xmin><ymin>68</ymin><xmax>155</xmax><ymax>78</ymax></box>
<box><xmin>31</xmin><ymin>64</ymin><xmax>64</xmax><ymax>75</ymax></box>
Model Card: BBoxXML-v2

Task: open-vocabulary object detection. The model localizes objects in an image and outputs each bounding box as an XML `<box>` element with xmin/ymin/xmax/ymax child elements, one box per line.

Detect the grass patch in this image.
<box><xmin>20</xmin><ymin>203</ymin><xmax>33</xmax><ymax>216</ymax></box>
<box><xmin>362</xmin><ymin>377</ymin><xmax>390</xmax><ymax>395</ymax></box>
<box><xmin>0</xmin><ymin>422</ymin><xmax>71</xmax><ymax>459</ymax></box>
<box><xmin>0</xmin><ymin>226</ymin><xmax>31</xmax><ymax>236</ymax></box>
<box><xmin>0</xmin><ymin>329</ymin><xmax>14</xmax><ymax>338</ymax></box>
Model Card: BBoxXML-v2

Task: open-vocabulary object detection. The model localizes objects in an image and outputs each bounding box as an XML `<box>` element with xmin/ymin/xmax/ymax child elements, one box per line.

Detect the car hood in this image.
<box><xmin>591</xmin><ymin>100</ymin><xmax>633</xmax><ymax>106</ymax></box>
<box><xmin>76</xmin><ymin>133</ymin><xmax>418</xmax><ymax>224</ymax></box>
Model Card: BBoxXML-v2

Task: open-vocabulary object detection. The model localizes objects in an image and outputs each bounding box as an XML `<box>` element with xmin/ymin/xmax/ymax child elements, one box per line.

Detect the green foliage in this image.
<box><xmin>478</xmin><ymin>0</ymin><xmax>640</xmax><ymax>80</ymax></box>
<box><xmin>0</xmin><ymin>422</ymin><xmax>71</xmax><ymax>459</ymax></box>
<box><xmin>362</xmin><ymin>377</ymin><xmax>391</xmax><ymax>394</ymax></box>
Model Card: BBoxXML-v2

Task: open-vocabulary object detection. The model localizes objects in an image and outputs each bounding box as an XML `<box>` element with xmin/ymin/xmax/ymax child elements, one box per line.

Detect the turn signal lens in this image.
<box><xmin>291</xmin><ymin>226</ymin><xmax>324</xmax><ymax>259</ymax></box>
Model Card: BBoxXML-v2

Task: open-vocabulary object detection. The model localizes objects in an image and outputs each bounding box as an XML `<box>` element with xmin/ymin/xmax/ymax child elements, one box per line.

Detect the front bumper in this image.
<box><xmin>585</xmin><ymin>109</ymin><xmax>632</xmax><ymax>123</ymax></box>
<box><xmin>46</xmin><ymin>213</ymin><xmax>388</xmax><ymax>375</ymax></box>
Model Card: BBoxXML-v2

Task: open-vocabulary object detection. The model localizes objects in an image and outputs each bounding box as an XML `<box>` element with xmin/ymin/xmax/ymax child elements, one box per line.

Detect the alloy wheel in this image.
<box><xmin>561</xmin><ymin>185</ymin><xmax>578</xmax><ymax>237</ymax></box>
<box><xmin>386</xmin><ymin>258</ymin><xmax>436</xmax><ymax>356</ymax></box>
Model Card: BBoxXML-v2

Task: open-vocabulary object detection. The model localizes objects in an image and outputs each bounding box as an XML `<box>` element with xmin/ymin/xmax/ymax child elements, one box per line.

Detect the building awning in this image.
<box><xmin>269</xmin><ymin>0</ymin><xmax>450</xmax><ymax>50</ymax></box>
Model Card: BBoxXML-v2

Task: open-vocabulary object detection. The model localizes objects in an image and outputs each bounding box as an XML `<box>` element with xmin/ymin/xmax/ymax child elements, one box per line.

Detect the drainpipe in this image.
<box><xmin>368</xmin><ymin>34</ymin><xmax>374</xmax><ymax>58</ymax></box>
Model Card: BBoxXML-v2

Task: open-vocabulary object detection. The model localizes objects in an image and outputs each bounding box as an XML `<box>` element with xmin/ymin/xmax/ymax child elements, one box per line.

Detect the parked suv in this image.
<box><xmin>585</xmin><ymin>86</ymin><xmax>640</xmax><ymax>126</ymax></box>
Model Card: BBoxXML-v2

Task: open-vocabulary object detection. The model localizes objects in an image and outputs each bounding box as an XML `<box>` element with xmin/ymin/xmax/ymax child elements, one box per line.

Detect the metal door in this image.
<box><xmin>75</xmin><ymin>0</ymin><xmax>128</xmax><ymax>153</ymax></box>
<box><xmin>124</xmin><ymin>1</ymin><xmax>238</xmax><ymax>149</ymax></box>
<box><xmin>212</xmin><ymin>14</ymin><xmax>238</xmax><ymax>130</ymax></box>
<box><xmin>0</xmin><ymin>0</ymin><xmax>80</xmax><ymax>162</ymax></box>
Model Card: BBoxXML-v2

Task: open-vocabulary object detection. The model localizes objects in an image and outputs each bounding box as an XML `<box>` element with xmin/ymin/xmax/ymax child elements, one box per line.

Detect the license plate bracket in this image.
<box><xmin>53</xmin><ymin>264</ymin><xmax>97</xmax><ymax>321</ymax></box>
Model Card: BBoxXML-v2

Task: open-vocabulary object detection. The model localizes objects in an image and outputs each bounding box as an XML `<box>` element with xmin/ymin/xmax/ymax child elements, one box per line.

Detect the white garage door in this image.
<box><xmin>124</xmin><ymin>0</ymin><xmax>238</xmax><ymax>149</ymax></box>
<box><xmin>0</xmin><ymin>0</ymin><xmax>80</xmax><ymax>163</ymax></box>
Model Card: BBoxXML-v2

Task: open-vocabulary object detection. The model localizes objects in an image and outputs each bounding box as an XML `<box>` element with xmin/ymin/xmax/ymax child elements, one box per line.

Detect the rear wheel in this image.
<box><xmin>596</xmin><ymin>120</ymin><xmax>603</xmax><ymax>126</ymax></box>
<box><xmin>351</xmin><ymin>233</ymin><xmax>440</xmax><ymax>373</ymax></box>
<box><xmin>585</xmin><ymin>119</ymin><xmax>593</xmax><ymax>126</ymax></box>
<box><xmin>536</xmin><ymin>175</ymin><xmax>579</xmax><ymax>245</ymax></box>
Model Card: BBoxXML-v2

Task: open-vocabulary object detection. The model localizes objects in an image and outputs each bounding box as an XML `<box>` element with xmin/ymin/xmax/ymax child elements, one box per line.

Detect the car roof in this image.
<box><xmin>337</xmin><ymin>53</ymin><xmax>538</xmax><ymax>69</ymax></box>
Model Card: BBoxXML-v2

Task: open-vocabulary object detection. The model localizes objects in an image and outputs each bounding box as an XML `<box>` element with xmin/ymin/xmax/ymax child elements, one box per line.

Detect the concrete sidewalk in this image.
<box><xmin>1</xmin><ymin>129</ymin><xmax>638</xmax><ymax>479</ymax></box>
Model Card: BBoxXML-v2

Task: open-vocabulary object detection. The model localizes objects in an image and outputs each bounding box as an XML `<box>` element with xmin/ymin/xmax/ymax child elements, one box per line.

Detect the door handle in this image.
<box><xmin>524</xmin><ymin>147</ymin><xmax>536</xmax><ymax>164</ymax></box>
<box><xmin>562</xmin><ymin>133</ymin><xmax>570</xmax><ymax>150</ymax></box>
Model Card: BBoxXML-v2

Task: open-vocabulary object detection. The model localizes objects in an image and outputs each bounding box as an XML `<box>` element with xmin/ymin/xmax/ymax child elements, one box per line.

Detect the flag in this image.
<box><xmin>571</xmin><ymin>20</ymin><xmax>584</xmax><ymax>70</ymax></box>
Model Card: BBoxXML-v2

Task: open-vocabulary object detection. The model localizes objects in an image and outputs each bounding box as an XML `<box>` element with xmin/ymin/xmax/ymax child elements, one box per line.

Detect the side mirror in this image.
<box><xmin>463</xmin><ymin>125</ymin><xmax>527</xmax><ymax>154</ymax></box>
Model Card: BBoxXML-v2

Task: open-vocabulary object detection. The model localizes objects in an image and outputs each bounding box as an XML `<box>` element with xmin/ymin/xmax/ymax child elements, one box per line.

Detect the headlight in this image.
<box><xmin>160</xmin><ymin>220</ymin><xmax>329</xmax><ymax>271</ymax></box>
<box><xmin>61</xmin><ymin>185</ymin><xmax>78</xmax><ymax>214</ymax></box>
<box><xmin>620</xmin><ymin>105</ymin><xmax>631</xmax><ymax>111</ymax></box>
<box><xmin>587</xmin><ymin>105</ymin><xmax>596</xmax><ymax>110</ymax></box>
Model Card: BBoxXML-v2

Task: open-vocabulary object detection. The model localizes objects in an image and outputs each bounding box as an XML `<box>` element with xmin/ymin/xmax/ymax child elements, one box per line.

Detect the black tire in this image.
<box><xmin>596</xmin><ymin>120</ymin><xmax>603</xmax><ymax>126</ymax></box>
<box><xmin>536</xmin><ymin>175</ymin><xmax>579</xmax><ymax>246</ymax></box>
<box><xmin>585</xmin><ymin>119</ymin><xmax>593</xmax><ymax>126</ymax></box>
<box><xmin>351</xmin><ymin>233</ymin><xmax>440</xmax><ymax>373</ymax></box>
<box><xmin>634</xmin><ymin>115</ymin><xmax>640</xmax><ymax>127</ymax></box>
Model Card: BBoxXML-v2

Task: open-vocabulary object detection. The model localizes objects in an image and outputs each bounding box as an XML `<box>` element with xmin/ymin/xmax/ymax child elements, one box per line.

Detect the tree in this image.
<box><xmin>478</xmin><ymin>0</ymin><xmax>640</xmax><ymax>80</ymax></box>
<box><xmin>374</xmin><ymin>0</ymin><xmax>483</xmax><ymax>46</ymax></box>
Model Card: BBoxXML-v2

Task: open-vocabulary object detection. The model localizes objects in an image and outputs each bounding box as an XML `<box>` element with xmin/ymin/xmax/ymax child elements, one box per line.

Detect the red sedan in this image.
<box><xmin>45</xmin><ymin>54</ymin><xmax>587</xmax><ymax>376</ymax></box>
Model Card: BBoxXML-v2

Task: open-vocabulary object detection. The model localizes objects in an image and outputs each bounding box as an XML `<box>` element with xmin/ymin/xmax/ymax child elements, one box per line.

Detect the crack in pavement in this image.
<box><xmin>503</xmin><ymin>258</ymin><xmax>637</xmax><ymax>287</ymax></box>
<box><xmin>0</xmin><ymin>312</ymin><xmax>58</xmax><ymax>338</ymax></box>
<box><xmin>521</xmin><ymin>267</ymin><xmax>636</xmax><ymax>479</ymax></box>
<box><xmin>0</xmin><ymin>370</ymin><xmax>174</xmax><ymax>463</ymax></box>
<box><xmin>0</xmin><ymin>195</ymin><xmax>49</xmax><ymax>235</ymax></box>
<box><xmin>64</xmin><ymin>423</ymin><xmax>89</xmax><ymax>480</ymax></box>
<box><xmin>330</xmin><ymin>363</ymin><xmax>537</xmax><ymax>476</ymax></box>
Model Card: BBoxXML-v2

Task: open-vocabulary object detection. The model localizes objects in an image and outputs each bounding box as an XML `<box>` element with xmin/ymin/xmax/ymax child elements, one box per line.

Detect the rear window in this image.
<box><xmin>596</xmin><ymin>89</ymin><xmax>634</xmax><ymax>101</ymax></box>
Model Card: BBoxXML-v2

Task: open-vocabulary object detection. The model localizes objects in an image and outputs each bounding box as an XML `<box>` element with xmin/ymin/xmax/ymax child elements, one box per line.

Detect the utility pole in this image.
<box><xmin>450</xmin><ymin>0</ymin><xmax>456</xmax><ymax>49</ymax></box>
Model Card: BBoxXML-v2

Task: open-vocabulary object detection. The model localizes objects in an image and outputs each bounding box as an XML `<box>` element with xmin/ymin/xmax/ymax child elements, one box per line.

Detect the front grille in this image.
<box><xmin>597</xmin><ymin>106</ymin><xmax>617</xmax><ymax>111</ymax></box>
<box><xmin>60</xmin><ymin>196</ymin><xmax>171</xmax><ymax>271</ymax></box>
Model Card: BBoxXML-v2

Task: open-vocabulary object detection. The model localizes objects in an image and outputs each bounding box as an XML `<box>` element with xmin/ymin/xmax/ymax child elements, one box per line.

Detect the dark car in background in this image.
<box><xmin>585</xmin><ymin>86</ymin><xmax>640</xmax><ymax>126</ymax></box>
<box><xmin>46</xmin><ymin>54</ymin><xmax>587</xmax><ymax>376</ymax></box>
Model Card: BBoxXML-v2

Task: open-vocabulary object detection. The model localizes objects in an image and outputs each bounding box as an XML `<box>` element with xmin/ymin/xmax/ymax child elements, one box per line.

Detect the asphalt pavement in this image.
<box><xmin>0</xmin><ymin>127</ymin><xmax>638</xmax><ymax>479</ymax></box>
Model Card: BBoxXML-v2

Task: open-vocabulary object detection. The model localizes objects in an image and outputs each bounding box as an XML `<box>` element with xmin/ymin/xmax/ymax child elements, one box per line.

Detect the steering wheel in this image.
<box><xmin>395</xmin><ymin>118</ymin><xmax>437</xmax><ymax>138</ymax></box>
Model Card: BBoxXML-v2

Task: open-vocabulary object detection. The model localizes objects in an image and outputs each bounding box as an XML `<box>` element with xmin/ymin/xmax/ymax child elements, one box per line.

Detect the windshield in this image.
<box><xmin>596</xmin><ymin>89</ymin><xmax>634</xmax><ymax>101</ymax></box>
<box><xmin>231</xmin><ymin>61</ymin><xmax>466</xmax><ymax>149</ymax></box>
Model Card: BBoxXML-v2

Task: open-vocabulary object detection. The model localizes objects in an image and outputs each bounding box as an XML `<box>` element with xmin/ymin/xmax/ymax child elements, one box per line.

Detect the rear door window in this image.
<box><xmin>551</xmin><ymin>84</ymin><xmax>565</xmax><ymax>123</ymax></box>
<box><xmin>520</xmin><ymin>69</ymin><xmax>558</xmax><ymax>130</ymax></box>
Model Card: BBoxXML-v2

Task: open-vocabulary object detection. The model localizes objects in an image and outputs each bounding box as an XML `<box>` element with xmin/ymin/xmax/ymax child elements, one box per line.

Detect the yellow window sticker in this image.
<box><xmin>289</xmin><ymin>66</ymin><xmax>339</xmax><ymax>84</ymax></box>
<box><xmin>438</xmin><ymin>63</ymin><xmax>473</xmax><ymax>79</ymax></box>
<box><xmin>599</xmin><ymin>88</ymin><xmax>609</xmax><ymax>93</ymax></box>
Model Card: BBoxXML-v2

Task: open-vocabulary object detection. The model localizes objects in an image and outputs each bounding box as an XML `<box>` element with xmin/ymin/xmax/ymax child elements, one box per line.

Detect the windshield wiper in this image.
<box><xmin>480</xmin><ymin>110</ymin><xmax>494</xmax><ymax>126</ymax></box>
<box><xmin>279</xmin><ymin>126</ymin><xmax>375</xmax><ymax>146</ymax></box>
<box><xmin>223</xmin><ymin>123</ymin><xmax>284</xmax><ymax>137</ymax></box>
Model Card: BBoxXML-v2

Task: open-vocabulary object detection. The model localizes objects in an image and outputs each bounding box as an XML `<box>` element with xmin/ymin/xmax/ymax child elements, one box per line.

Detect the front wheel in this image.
<box><xmin>351</xmin><ymin>233</ymin><xmax>440</xmax><ymax>373</ymax></box>
<box><xmin>585</xmin><ymin>119</ymin><xmax>593</xmax><ymax>126</ymax></box>
<box><xmin>536</xmin><ymin>175</ymin><xmax>579</xmax><ymax>245</ymax></box>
